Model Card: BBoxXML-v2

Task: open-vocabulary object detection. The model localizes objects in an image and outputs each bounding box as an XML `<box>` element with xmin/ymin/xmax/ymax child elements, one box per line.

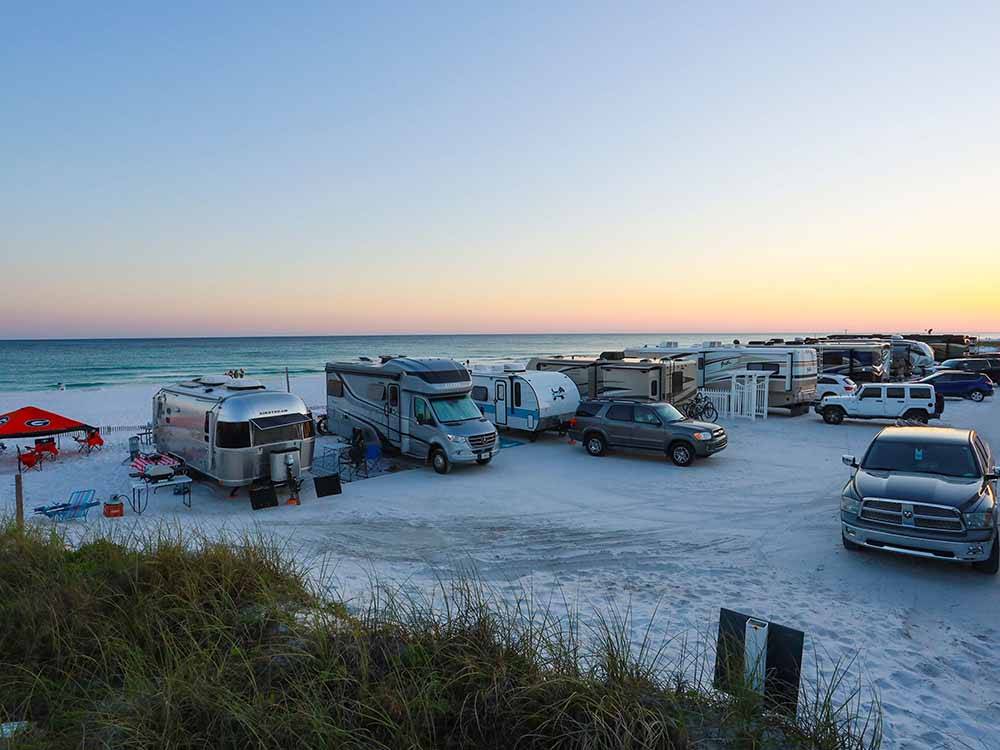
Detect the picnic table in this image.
<box><xmin>128</xmin><ymin>452</ymin><xmax>190</xmax><ymax>514</ymax></box>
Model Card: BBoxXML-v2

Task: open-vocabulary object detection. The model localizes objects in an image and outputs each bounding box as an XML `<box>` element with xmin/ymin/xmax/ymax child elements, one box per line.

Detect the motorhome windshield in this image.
<box><xmin>431</xmin><ymin>396</ymin><xmax>482</xmax><ymax>423</ymax></box>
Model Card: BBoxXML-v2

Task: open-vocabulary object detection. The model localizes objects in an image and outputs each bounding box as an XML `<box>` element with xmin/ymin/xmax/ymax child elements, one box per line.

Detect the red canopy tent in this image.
<box><xmin>0</xmin><ymin>406</ymin><xmax>95</xmax><ymax>440</ymax></box>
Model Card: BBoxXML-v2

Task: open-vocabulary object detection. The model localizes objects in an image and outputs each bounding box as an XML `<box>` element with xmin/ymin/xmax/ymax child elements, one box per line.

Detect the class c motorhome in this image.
<box><xmin>326</xmin><ymin>357</ymin><xmax>499</xmax><ymax>475</ymax></box>
<box><xmin>622</xmin><ymin>342</ymin><xmax>818</xmax><ymax>413</ymax></box>
<box><xmin>525</xmin><ymin>354</ymin><xmax>697</xmax><ymax>404</ymax></box>
<box><xmin>153</xmin><ymin>376</ymin><xmax>315</xmax><ymax>487</ymax></box>
<box><xmin>470</xmin><ymin>364</ymin><xmax>580</xmax><ymax>437</ymax></box>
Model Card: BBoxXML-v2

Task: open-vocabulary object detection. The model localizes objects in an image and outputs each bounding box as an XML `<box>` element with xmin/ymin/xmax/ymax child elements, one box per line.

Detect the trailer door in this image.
<box><xmin>495</xmin><ymin>381</ymin><xmax>508</xmax><ymax>425</ymax></box>
<box><xmin>386</xmin><ymin>384</ymin><xmax>401</xmax><ymax>443</ymax></box>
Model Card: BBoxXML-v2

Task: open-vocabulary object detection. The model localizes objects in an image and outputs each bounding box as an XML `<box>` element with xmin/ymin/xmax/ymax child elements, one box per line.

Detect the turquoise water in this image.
<box><xmin>1</xmin><ymin>332</ymin><xmax>989</xmax><ymax>392</ymax></box>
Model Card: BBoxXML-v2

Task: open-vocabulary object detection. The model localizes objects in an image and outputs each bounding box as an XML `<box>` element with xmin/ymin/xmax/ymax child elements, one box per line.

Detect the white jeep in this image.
<box><xmin>816</xmin><ymin>382</ymin><xmax>942</xmax><ymax>425</ymax></box>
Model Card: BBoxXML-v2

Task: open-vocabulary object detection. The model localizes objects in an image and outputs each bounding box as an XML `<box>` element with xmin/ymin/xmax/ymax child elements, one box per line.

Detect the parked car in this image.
<box><xmin>816</xmin><ymin>383</ymin><xmax>941</xmax><ymax>424</ymax></box>
<box><xmin>933</xmin><ymin>357</ymin><xmax>1000</xmax><ymax>382</ymax></box>
<box><xmin>816</xmin><ymin>374</ymin><xmax>857</xmax><ymax>399</ymax></box>
<box><xmin>567</xmin><ymin>398</ymin><xmax>727</xmax><ymax>466</ymax></box>
<box><xmin>840</xmin><ymin>426</ymin><xmax>998</xmax><ymax>574</ymax></box>
<box><xmin>919</xmin><ymin>370</ymin><xmax>994</xmax><ymax>402</ymax></box>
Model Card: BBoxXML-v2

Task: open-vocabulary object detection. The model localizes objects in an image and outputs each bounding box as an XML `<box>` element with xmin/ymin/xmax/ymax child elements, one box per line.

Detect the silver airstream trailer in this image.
<box><xmin>152</xmin><ymin>376</ymin><xmax>315</xmax><ymax>487</ymax></box>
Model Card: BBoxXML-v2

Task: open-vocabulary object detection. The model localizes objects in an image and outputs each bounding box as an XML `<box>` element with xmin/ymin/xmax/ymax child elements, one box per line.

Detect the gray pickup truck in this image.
<box><xmin>568</xmin><ymin>398</ymin><xmax>727</xmax><ymax>466</ymax></box>
<box><xmin>840</xmin><ymin>426</ymin><xmax>999</xmax><ymax>574</ymax></box>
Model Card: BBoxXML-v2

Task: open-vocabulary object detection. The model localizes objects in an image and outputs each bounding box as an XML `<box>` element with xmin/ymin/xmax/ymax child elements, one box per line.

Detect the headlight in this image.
<box><xmin>963</xmin><ymin>510</ymin><xmax>996</xmax><ymax>529</ymax></box>
<box><xmin>841</xmin><ymin>497</ymin><xmax>861</xmax><ymax>514</ymax></box>
<box><xmin>445</xmin><ymin>434</ymin><xmax>467</xmax><ymax>444</ymax></box>
<box><xmin>692</xmin><ymin>432</ymin><xmax>713</xmax><ymax>440</ymax></box>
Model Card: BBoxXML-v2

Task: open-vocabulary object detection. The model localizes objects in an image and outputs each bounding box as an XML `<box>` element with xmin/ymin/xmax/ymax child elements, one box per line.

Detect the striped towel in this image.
<box><xmin>131</xmin><ymin>453</ymin><xmax>182</xmax><ymax>473</ymax></box>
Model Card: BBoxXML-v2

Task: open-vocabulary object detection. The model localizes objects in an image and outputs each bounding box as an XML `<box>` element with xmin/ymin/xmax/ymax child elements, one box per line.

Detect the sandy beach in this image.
<box><xmin>2</xmin><ymin>377</ymin><xmax>997</xmax><ymax>748</ymax></box>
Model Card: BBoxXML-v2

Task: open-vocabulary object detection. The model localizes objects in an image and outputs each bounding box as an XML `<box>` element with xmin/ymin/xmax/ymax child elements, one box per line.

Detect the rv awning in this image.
<box><xmin>249</xmin><ymin>413</ymin><xmax>311</xmax><ymax>431</ymax></box>
<box><xmin>0</xmin><ymin>406</ymin><xmax>95</xmax><ymax>439</ymax></box>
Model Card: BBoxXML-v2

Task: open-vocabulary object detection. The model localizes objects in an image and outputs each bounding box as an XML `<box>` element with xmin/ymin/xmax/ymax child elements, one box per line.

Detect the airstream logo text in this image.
<box><xmin>258</xmin><ymin>410</ymin><xmax>284</xmax><ymax>416</ymax></box>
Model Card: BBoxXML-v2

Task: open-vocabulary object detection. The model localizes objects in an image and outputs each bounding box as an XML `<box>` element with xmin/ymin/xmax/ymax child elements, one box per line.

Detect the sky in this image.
<box><xmin>2</xmin><ymin>1</ymin><xmax>999</xmax><ymax>338</ymax></box>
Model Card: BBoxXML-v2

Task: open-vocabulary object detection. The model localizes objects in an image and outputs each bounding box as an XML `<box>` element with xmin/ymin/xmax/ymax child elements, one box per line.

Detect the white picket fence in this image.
<box><xmin>701</xmin><ymin>371</ymin><xmax>770</xmax><ymax>421</ymax></box>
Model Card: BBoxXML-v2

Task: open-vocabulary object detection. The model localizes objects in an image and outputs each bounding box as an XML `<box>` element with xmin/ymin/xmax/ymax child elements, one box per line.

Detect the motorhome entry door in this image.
<box><xmin>495</xmin><ymin>382</ymin><xmax>508</xmax><ymax>425</ymax></box>
<box><xmin>386</xmin><ymin>384</ymin><xmax>402</xmax><ymax>442</ymax></box>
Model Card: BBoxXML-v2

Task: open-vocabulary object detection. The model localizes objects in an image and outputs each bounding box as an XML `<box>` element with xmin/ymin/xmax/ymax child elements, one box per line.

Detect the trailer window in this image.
<box><xmin>328</xmin><ymin>378</ymin><xmax>344</xmax><ymax>397</ymax></box>
<box><xmin>216</xmin><ymin>421</ymin><xmax>251</xmax><ymax>448</ymax></box>
<box><xmin>471</xmin><ymin>385</ymin><xmax>488</xmax><ymax>401</ymax></box>
<box><xmin>650</xmin><ymin>379</ymin><xmax>658</xmax><ymax>398</ymax></box>
<box><xmin>251</xmin><ymin>422</ymin><xmax>303</xmax><ymax>446</ymax></box>
<box><xmin>513</xmin><ymin>381</ymin><xmax>522</xmax><ymax>407</ymax></box>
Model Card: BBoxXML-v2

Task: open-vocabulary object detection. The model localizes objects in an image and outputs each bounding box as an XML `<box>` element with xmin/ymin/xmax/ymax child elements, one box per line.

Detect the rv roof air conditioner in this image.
<box><xmin>195</xmin><ymin>375</ymin><xmax>228</xmax><ymax>386</ymax></box>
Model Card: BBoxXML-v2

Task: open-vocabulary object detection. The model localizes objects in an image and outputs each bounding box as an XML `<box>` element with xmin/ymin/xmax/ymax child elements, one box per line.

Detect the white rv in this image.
<box><xmin>750</xmin><ymin>339</ymin><xmax>891</xmax><ymax>383</ymax></box>
<box><xmin>470</xmin><ymin>364</ymin><xmax>580</xmax><ymax>438</ymax></box>
<box><xmin>622</xmin><ymin>342</ymin><xmax>818</xmax><ymax>413</ymax></box>
<box><xmin>153</xmin><ymin>376</ymin><xmax>315</xmax><ymax>487</ymax></box>
<box><xmin>326</xmin><ymin>357</ymin><xmax>498</xmax><ymax>474</ymax></box>
<box><xmin>526</xmin><ymin>354</ymin><xmax>698</xmax><ymax>404</ymax></box>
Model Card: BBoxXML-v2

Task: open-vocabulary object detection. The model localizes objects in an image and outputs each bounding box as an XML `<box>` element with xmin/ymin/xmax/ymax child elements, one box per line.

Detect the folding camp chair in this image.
<box><xmin>364</xmin><ymin>443</ymin><xmax>384</xmax><ymax>475</ymax></box>
<box><xmin>34</xmin><ymin>437</ymin><xmax>59</xmax><ymax>458</ymax></box>
<box><xmin>33</xmin><ymin>489</ymin><xmax>100</xmax><ymax>521</ymax></box>
<box><xmin>75</xmin><ymin>430</ymin><xmax>104</xmax><ymax>454</ymax></box>
<box><xmin>17</xmin><ymin>448</ymin><xmax>43</xmax><ymax>472</ymax></box>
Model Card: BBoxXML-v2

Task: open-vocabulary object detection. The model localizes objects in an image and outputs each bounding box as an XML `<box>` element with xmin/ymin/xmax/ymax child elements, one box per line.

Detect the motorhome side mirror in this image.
<box><xmin>842</xmin><ymin>454</ymin><xmax>858</xmax><ymax>468</ymax></box>
<box><xmin>990</xmin><ymin>466</ymin><xmax>1000</xmax><ymax>480</ymax></box>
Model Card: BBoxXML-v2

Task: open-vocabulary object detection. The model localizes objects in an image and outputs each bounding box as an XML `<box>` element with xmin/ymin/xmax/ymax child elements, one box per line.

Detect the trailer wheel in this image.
<box><xmin>822</xmin><ymin>406</ymin><xmax>845</xmax><ymax>425</ymax></box>
<box><xmin>316</xmin><ymin>415</ymin><xmax>330</xmax><ymax>435</ymax></box>
<box><xmin>431</xmin><ymin>448</ymin><xmax>451</xmax><ymax>475</ymax></box>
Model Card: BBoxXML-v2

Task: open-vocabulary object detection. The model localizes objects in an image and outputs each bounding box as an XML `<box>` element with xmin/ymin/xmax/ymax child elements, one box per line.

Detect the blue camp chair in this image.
<box><xmin>364</xmin><ymin>444</ymin><xmax>383</xmax><ymax>475</ymax></box>
<box><xmin>33</xmin><ymin>489</ymin><xmax>100</xmax><ymax>521</ymax></box>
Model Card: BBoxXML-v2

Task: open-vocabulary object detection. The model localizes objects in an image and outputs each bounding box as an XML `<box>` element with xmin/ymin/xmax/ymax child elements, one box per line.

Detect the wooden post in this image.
<box><xmin>15</xmin><ymin>474</ymin><xmax>24</xmax><ymax>530</ymax></box>
<box><xmin>285</xmin><ymin>366</ymin><xmax>291</xmax><ymax>392</ymax></box>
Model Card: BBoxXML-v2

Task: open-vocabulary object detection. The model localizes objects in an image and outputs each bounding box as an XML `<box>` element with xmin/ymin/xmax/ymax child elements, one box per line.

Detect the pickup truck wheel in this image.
<box><xmin>822</xmin><ymin>406</ymin><xmax>845</xmax><ymax>425</ymax></box>
<box><xmin>972</xmin><ymin>533</ymin><xmax>999</xmax><ymax>574</ymax></box>
<box><xmin>969</xmin><ymin>390</ymin><xmax>986</xmax><ymax>403</ymax></box>
<box><xmin>842</xmin><ymin>533</ymin><xmax>861</xmax><ymax>551</ymax></box>
<box><xmin>431</xmin><ymin>448</ymin><xmax>451</xmax><ymax>475</ymax></box>
<box><xmin>585</xmin><ymin>433</ymin><xmax>606</xmax><ymax>457</ymax></box>
<box><xmin>669</xmin><ymin>441</ymin><xmax>694</xmax><ymax>467</ymax></box>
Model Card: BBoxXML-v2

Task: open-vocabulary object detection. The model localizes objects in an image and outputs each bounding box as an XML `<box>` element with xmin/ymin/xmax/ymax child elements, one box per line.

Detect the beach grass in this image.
<box><xmin>0</xmin><ymin>519</ymin><xmax>880</xmax><ymax>749</ymax></box>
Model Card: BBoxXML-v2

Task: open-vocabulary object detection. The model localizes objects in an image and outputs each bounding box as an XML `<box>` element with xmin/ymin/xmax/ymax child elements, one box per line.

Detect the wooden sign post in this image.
<box><xmin>15</xmin><ymin>474</ymin><xmax>24</xmax><ymax>530</ymax></box>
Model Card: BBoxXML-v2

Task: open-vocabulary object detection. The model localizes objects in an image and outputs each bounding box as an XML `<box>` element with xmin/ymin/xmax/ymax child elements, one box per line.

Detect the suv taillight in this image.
<box><xmin>845</xmin><ymin>384</ymin><xmax>855</xmax><ymax>391</ymax></box>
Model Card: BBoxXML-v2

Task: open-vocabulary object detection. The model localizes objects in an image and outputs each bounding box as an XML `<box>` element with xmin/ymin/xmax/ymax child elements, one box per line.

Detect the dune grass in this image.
<box><xmin>0</xmin><ymin>520</ymin><xmax>880</xmax><ymax>749</ymax></box>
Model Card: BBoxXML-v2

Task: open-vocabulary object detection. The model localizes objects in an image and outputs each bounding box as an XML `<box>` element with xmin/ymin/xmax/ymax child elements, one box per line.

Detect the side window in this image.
<box><xmin>496</xmin><ymin>382</ymin><xmax>506</xmax><ymax>401</ymax></box>
<box><xmin>606</xmin><ymin>404</ymin><xmax>634</xmax><ymax>422</ymax></box>
<box><xmin>328</xmin><ymin>378</ymin><xmax>344</xmax><ymax>397</ymax></box>
<box><xmin>413</xmin><ymin>397</ymin><xmax>432</xmax><ymax>425</ymax></box>
<box><xmin>471</xmin><ymin>385</ymin><xmax>488</xmax><ymax>401</ymax></box>
<box><xmin>859</xmin><ymin>386</ymin><xmax>882</xmax><ymax>400</ymax></box>
<box><xmin>513</xmin><ymin>381</ymin><xmax>522</xmax><ymax>407</ymax></box>
<box><xmin>650</xmin><ymin>379</ymin><xmax>658</xmax><ymax>398</ymax></box>
<box><xmin>909</xmin><ymin>386</ymin><xmax>932</xmax><ymax>400</ymax></box>
<box><xmin>388</xmin><ymin>385</ymin><xmax>399</xmax><ymax>408</ymax></box>
<box><xmin>575</xmin><ymin>402</ymin><xmax>603</xmax><ymax>418</ymax></box>
<box><xmin>818</xmin><ymin>377</ymin><xmax>832</xmax><ymax>385</ymax></box>
<box><xmin>823</xmin><ymin>351</ymin><xmax>845</xmax><ymax>366</ymax></box>
<box><xmin>886</xmin><ymin>387</ymin><xmax>905</xmax><ymax>399</ymax></box>
<box><xmin>367</xmin><ymin>383</ymin><xmax>385</xmax><ymax>401</ymax></box>
<box><xmin>747</xmin><ymin>362</ymin><xmax>780</xmax><ymax>374</ymax></box>
<box><xmin>634</xmin><ymin>406</ymin><xmax>660</xmax><ymax>425</ymax></box>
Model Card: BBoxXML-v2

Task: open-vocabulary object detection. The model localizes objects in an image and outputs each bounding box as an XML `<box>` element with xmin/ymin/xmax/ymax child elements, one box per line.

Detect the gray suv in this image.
<box><xmin>568</xmin><ymin>399</ymin><xmax>727</xmax><ymax>466</ymax></box>
<box><xmin>841</xmin><ymin>426</ymin><xmax>999</xmax><ymax>574</ymax></box>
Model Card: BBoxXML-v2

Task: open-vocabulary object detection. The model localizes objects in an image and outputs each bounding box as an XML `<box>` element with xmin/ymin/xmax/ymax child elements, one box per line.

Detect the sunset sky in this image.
<box><xmin>2</xmin><ymin>2</ymin><xmax>998</xmax><ymax>339</ymax></box>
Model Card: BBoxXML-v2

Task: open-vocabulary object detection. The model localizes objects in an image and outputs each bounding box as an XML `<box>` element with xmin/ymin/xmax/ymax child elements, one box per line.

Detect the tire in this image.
<box><xmin>669</xmin><ymin>441</ymin><xmax>694</xmax><ymax>467</ymax></box>
<box><xmin>842</xmin><ymin>533</ymin><xmax>861</xmax><ymax>551</ymax></box>
<box><xmin>702</xmin><ymin>403</ymin><xmax>718</xmax><ymax>422</ymax></box>
<box><xmin>969</xmin><ymin>390</ymin><xmax>986</xmax><ymax>403</ymax></box>
<box><xmin>584</xmin><ymin>433</ymin><xmax>606</xmax><ymax>457</ymax></box>
<box><xmin>972</xmin><ymin>533</ymin><xmax>999</xmax><ymax>575</ymax></box>
<box><xmin>316</xmin><ymin>415</ymin><xmax>330</xmax><ymax>436</ymax></box>
<box><xmin>822</xmin><ymin>406</ymin><xmax>845</xmax><ymax>425</ymax></box>
<box><xmin>431</xmin><ymin>448</ymin><xmax>450</xmax><ymax>475</ymax></box>
<box><xmin>528</xmin><ymin>432</ymin><xmax>539</xmax><ymax>443</ymax></box>
<box><xmin>903</xmin><ymin>410</ymin><xmax>928</xmax><ymax>424</ymax></box>
<box><xmin>476</xmin><ymin>456</ymin><xmax>492</xmax><ymax>466</ymax></box>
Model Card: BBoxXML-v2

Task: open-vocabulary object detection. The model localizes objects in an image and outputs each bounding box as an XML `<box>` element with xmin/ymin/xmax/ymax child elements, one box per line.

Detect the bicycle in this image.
<box><xmin>683</xmin><ymin>392</ymin><xmax>719</xmax><ymax>422</ymax></box>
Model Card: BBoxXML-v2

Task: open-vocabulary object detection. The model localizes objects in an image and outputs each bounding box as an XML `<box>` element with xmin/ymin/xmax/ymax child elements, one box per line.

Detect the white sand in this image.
<box><xmin>1</xmin><ymin>377</ymin><xmax>997</xmax><ymax>749</ymax></box>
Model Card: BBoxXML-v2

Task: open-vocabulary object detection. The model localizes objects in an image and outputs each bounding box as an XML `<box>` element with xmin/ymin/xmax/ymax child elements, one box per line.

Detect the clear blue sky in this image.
<box><xmin>3</xmin><ymin>2</ymin><xmax>998</xmax><ymax>337</ymax></box>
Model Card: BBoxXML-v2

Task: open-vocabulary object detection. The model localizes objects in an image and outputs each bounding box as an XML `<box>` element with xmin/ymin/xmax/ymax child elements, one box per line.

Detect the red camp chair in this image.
<box><xmin>17</xmin><ymin>448</ymin><xmax>43</xmax><ymax>471</ymax></box>
<box><xmin>34</xmin><ymin>437</ymin><xmax>59</xmax><ymax>458</ymax></box>
<box><xmin>75</xmin><ymin>430</ymin><xmax>104</xmax><ymax>454</ymax></box>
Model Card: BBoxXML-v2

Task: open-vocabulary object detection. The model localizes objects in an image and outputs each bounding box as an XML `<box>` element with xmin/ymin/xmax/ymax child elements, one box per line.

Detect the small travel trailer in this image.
<box><xmin>326</xmin><ymin>357</ymin><xmax>499</xmax><ymax>474</ymax></box>
<box><xmin>526</xmin><ymin>354</ymin><xmax>698</xmax><ymax>404</ymax></box>
<box><xmin>623</xmin><ymin>342</ymin><xmax>819</xmax><ymax>413</ymax></box>
<box><xmin>470</xmin><ymin>364</ymin><xmax>580</xmax><ymax>437</ymax></box>
<box><xmin>153</xmin><ymin>376</ymin><xmax>315</xmax><ymax>487</ymax></box>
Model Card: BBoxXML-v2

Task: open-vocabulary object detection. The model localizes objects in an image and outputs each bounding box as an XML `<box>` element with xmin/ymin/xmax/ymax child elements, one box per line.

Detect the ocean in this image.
<box><xmin>0</xmin><ymin>332</ymin><xmax>989</xmax><ymax>392</ymax></box>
